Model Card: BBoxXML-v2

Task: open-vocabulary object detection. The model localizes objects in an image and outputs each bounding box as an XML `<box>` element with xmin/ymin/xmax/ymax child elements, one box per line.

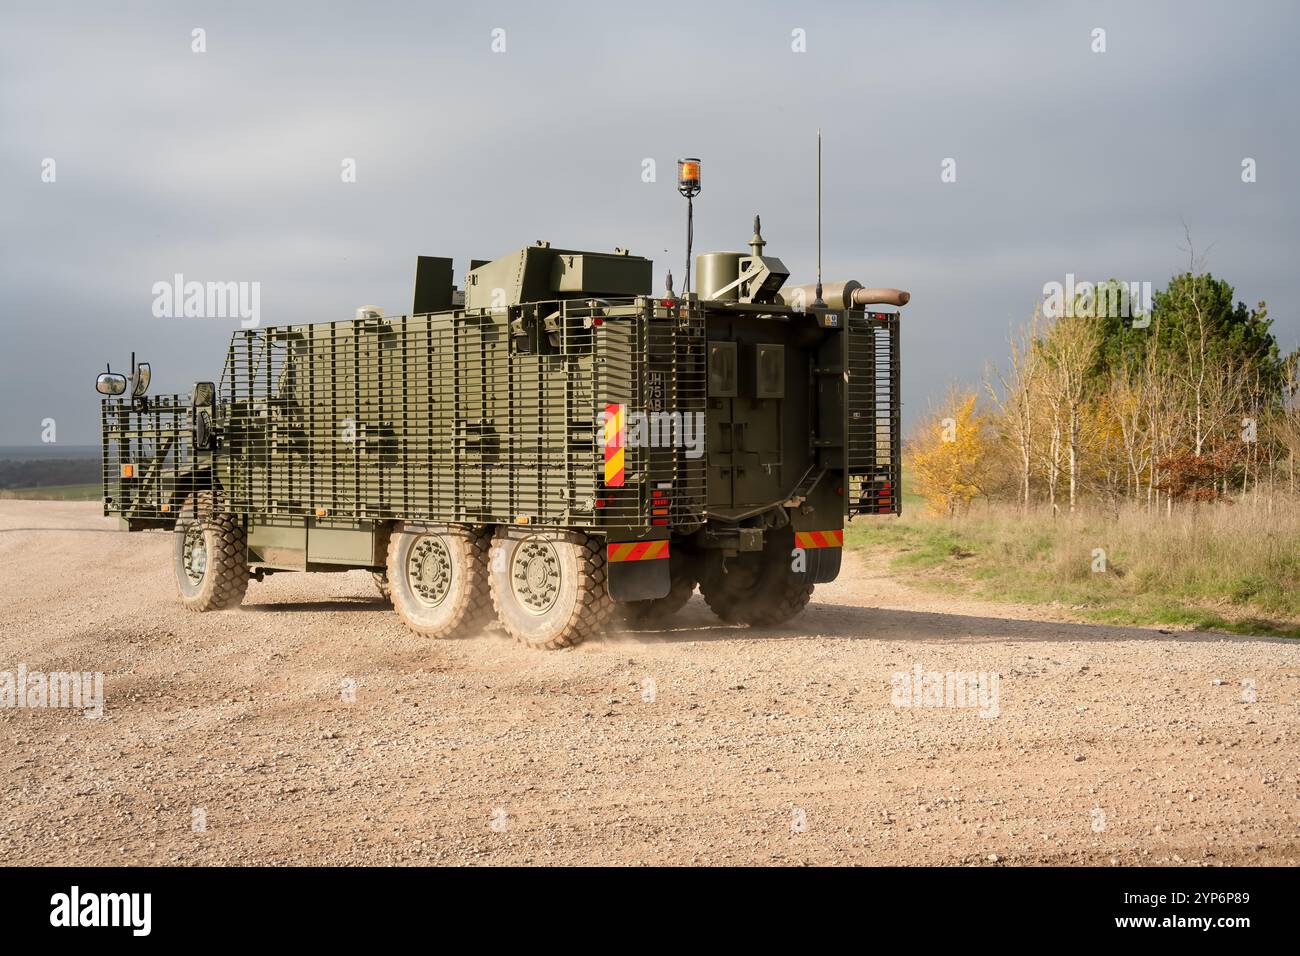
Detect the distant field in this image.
<box><xmin>0</xmin><ymin>483</ymin><xmax>101</xmax><ymax>501</ymax></box>
<box><xmin>0</xmin><ymin>447</ymin><xmax>100</xmax><ymax>495</ymax></box>
<box><xmin>0</xmin><ymin>445</ymin><xmax>98</xmax><ymax>461</ymax></box>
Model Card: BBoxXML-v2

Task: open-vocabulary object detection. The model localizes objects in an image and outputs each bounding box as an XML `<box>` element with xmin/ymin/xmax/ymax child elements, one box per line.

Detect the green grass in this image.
<box><xmin>0</xmin><ymin>483</ymin><xmax>102</xmax><ymax>501</ymax></box>
<box><xmin>846</xmin><ymin>500</ymin><xmax>1300</xmax><ymax>639</ymax></box>
<box><xmin>898</xmin><ymin>465</ymin><xmax>925</xmax><ymax>510</ymax></box>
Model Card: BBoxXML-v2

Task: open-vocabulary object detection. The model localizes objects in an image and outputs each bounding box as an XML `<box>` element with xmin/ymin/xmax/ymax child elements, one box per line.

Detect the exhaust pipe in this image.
<box><xmin>778</xmin><ymin>280</ymin><xmax>911</xmax><ymax>310</ymax></box>
<box><xmin>852</xmin><ymin>287</ymin><xmax>910</xmax><ymax>307</ymax></box>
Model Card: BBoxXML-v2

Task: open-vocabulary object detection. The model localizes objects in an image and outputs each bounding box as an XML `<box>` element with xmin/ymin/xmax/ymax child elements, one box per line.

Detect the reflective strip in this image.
<box><xmin>604</xmin><ymin>403</ymin><xmax>625</xmax><ymax>487</ymax></box>
<box><xmin>795</xmin><ymin>529</ymin><xmax>844</xmax><ymax>549</ymax></box>
<box><xmin>607</xmin><ymin>539</ymin><xmax>670</xmax><ymax>562</ymax></box>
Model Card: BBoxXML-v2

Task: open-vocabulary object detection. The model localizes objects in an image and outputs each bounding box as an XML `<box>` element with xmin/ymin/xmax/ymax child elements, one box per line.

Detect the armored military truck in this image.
<box><xmin>96</xmin><ymin>214</ymin><xmax>904</xmax><ymax>650</ymax></box>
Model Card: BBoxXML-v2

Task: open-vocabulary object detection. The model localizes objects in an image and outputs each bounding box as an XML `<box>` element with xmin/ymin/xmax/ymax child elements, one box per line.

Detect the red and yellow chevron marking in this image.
<box><xmin>603</xmin><ymin>403</ymin><xmax>625</xmax><ymax>487</ymax></box>
<box><xmin>794</xmin><ymin>529</ymin><xmax>844</xmax><ymax>549</ymax></box>
<box><xmin>606</xmin><ymin>540</ymin><xmax>670</xmax><ymax>562</ymax></box>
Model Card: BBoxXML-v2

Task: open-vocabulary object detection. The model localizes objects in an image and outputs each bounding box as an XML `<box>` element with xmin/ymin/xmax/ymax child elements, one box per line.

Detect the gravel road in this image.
<box><xmin>1</xmin><ymin>500</ymin><xmax>1296</xmax><ymax>866</ymax></box>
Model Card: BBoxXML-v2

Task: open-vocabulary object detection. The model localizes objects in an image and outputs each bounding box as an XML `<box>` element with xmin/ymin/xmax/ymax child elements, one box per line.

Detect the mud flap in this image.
<box><xmin>606</xmin><ymin>549</ymin><xmax>671</xmax><ymax>601</ymax></box>
<box><xmin>804</xmin><ymin>545</ymin><xmax>842</xmax><ymax>584</ymax></box>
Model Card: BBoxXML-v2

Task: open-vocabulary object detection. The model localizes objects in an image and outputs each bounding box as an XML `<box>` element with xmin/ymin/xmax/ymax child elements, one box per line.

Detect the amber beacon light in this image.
<box><xmin>677</xmin><ymin>158</ymin><xmax>701</xmax><ymax>198</ymax></box>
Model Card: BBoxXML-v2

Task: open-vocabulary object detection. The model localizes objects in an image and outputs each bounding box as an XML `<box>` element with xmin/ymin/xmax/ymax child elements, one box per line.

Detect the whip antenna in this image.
<box><xmin>813</xmin><ymin>129</ymin><xmax>825</xmax><ymax>309</ymax></box>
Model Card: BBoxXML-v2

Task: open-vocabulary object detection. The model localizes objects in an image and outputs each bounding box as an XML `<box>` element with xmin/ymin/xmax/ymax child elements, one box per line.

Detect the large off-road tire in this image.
<box><xmin>387</xmin><ymin>523</ymin><xmax>493</xmax><ymax>639</ymax></box>
<box><xmin>700</xmin><ymin>529</ymin><xmax>813</xmax><ymax>627</ymax></box>
<box><xmin>173</xmin><ymin>491</ymin><xmax>249</xmax><ymax>612</ymax></box>
<box><xmin>617</xmin><ymin>558</ymin><xmax>697</xmax><ymax>627</ymax></box>
<box><xmin>372</xmin><ymin>571</ymin><xmax>392</xmax><ymax>603</ymax></box>
<box><xmin>488</xmin><ymin>530</ymin><xmax>613</xmax><ymax>650</ymax></box>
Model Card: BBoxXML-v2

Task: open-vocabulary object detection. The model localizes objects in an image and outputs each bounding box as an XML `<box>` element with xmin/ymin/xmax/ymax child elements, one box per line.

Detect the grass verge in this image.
<box><xmin>845</xmin><ymin>500</ymin><xmax>1300</xmax><ymax>639</ymax></box>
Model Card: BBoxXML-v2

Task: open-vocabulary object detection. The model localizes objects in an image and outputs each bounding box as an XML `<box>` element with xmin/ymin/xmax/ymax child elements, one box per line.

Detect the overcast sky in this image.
<box><xmin>1</xmin><ymin>0</ymin><xmax>1296</xmax><ymax>445</ymax></box>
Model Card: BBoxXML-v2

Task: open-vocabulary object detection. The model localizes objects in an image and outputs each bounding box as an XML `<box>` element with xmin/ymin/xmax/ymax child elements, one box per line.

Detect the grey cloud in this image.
<box><xmin>1</xmin><ymin>0</ymin><xmax>1296</xmax><ymax>443</ymax></box>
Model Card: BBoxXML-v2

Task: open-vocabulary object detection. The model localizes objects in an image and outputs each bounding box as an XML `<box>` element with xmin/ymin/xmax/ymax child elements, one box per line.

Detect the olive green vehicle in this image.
<box><xmin>96</xmin><ymin>216</ymin><xmax>904</xmax><ymax>650</ymax></box>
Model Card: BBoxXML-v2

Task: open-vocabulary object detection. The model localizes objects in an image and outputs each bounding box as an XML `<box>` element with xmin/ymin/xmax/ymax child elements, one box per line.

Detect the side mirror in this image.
<box><xmin>129</xmin><ymin>362</ymin><xmax>151</xmax><ymax>397</ymax></box>
<box><xmin>191</xmin><ymin>381</ymin><xmax>215</xmax><ymax>406</ymax></box>
<box><xmin>96</xmin><ymin>372</ymin><xmax>127</xmax><ymax>396</ymax></box>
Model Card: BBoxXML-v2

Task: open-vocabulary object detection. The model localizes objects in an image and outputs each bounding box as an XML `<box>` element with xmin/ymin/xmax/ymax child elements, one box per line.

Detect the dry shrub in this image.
<box><xmin>944</xmin><ymin>497</ymin><xmax>1300</xmax><ymax>614</ymax></box>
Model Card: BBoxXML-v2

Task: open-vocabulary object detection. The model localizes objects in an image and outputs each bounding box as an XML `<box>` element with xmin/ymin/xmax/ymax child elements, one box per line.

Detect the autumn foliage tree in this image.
<box><xmin>908</xmin><ymin>391</ymin><xmax>992</xmax><ymax>516</ymax></box>
<box><xmin>978</xmin><ymin>264</ymin><xmax>1295</xmax><ymax>513</ymax></box>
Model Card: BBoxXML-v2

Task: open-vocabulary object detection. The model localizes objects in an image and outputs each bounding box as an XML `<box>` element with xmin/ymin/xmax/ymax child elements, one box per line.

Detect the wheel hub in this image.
<box><xmin>408</xmin><ymin>534</ymin><xmax>453</xmax><ymax>607</ymax></box>
<box><xmin>182</xmin><ymin>523</ymin><xmax>207</xmax><ymax>584</ymax></box>
<box><xmin>511</xmin><ymin>538</ymin><xmax>561</xmax><ymax>614</ymax></box>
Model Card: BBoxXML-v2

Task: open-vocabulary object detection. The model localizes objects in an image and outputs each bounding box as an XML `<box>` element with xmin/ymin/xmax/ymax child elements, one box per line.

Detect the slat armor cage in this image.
<box><xmin>845</xmin><ymin>311</ymin><xmax>901</xmax><ymax>516</ymax></box>
<box><xmin>103</xmin><ymin>297</ymin><xmax>707</xmax><ymax>532</ymax></box>
<box><xmin>101</xmin><ymin>395</ymin><xmax>201</xmax><ymax>520</ymax></box>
